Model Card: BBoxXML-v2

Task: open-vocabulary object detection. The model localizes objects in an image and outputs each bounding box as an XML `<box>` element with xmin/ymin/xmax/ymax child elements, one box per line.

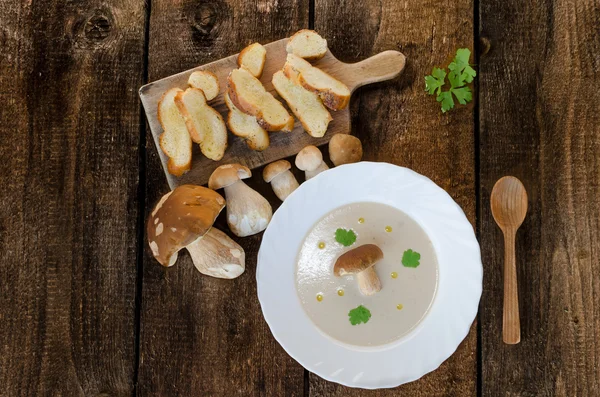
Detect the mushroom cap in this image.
<box><xmin>263</xmin><ymin>160</ymin><xmax>292</xmax><ymax>183</ymax></box>
<box><xmin>333</xmin><ymin>244</ymin><xmax>383</xmax><ymax>276</ymax></box>
<box><xmin>329</xmin><ymin>134</ymin><xmax>363</xmax><ymax>166</ymax></box>
<box><xmin>147</xmin><ymin>185</ymin><xmax>226</xmax><ymax>267</ymax></box>
<box><xmin>208</xmin><ymin>164</ymin><xmax>252</xmax><ymax>190</ymax></box>
<box><xmin>295</xmin><ymin>145</ymin><xmax>323</xmax><ymax>172</ymax></box>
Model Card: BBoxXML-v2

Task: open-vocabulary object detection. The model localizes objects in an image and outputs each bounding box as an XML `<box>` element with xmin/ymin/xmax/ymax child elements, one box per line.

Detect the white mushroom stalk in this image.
<box><xmin>209</xmin><ymin>164</ymin><xmax>273</xmax><ymax>237</ymax></box>
<box><xmin>263</xmin><ymin>160</ymin><xmax>299</xmax><ymax>201</ymax></box>
<box><xmin>295</xmin><ymin>145</ymin><xmax>329</xmax><ymax>180</ymax></box>
<box><xmin>147</xmin><ymin>185</ymin><xmax>245</xmax><ymax>279</ymax></box>
<box><xmin>186</xmin><ymin>228</ymin><xmax>245</xmax><ymax>279</ymax></box>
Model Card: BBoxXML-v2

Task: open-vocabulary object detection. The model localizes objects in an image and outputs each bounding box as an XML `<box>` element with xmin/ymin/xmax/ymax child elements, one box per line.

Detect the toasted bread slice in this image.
<box><xmin>280</xmin><ymin>116</ymin><xmax>295</xmax><ymax>133</ymax></box>
<box><xmin>237</xmin><ymin>43</ymin><xmax>267</xmax><ymax>78</ymax></box>
<box><xmin>227</xmin><ymin>68</ymin><xmax>294</xmax><ymax>131</ymax></box>
<box><xmin>272</xmin><ymin>71</ymin><xmax>332</xmax><ymax>138</ymax></box>
<box><xmin>286</xmin><ymin>30</ymin><xmax>328</xmax><ymax>61</ymax></box>
<box><xmin>174</xmin><ymin>88</ymin><xmax>227</xmax><ymax>161</ymax></box>
<box><xmin>157</xmin><ymin>88</ymin><xmax>192</xmax><ymax>176</ymax></box>
<box><xmin>224</xmin><ymin>93</ymin><xmax>270</xmax><ymax>151</ymax></box>
<box><xmin>187</xmin><ymin>71</ymin><xmax>219</xmax><ymax>101</ymax></box>
<box><xmin>283</xmin><ymin>54</ymin><xmax>350</xmax><ymax>110</ymax></box>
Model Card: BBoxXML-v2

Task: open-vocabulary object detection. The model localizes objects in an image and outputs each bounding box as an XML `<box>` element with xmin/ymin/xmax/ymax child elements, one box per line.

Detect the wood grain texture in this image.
<box><xmin>479</xmin><ymin>0</ymin><xmax>600</xmax><ymax>394</ymax></box>
<box><xmin>140</xmin><ymin>38</ymin><xmax>404</xmax><ymax>188</ymax></box>
<box><xmin>138</xmin><ymin>0</ymin><xmax>309</xmax><ymax>395</ymax></box>
<box><xmin>310</xmin><ymin>0</ymin><xmax>477</xmax><ymax>395</ymax></box>
<box><xmin>0</xmin><ymin>0</ymin><xmax>145</xmax><ymax>395</ymax></box>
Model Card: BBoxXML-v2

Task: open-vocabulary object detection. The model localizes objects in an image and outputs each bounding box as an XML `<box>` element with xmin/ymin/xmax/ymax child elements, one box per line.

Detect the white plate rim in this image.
<box><xmin>257</xmin><ymin>162</ymin><xmax>482</xmax><ymax>389</ymax></box>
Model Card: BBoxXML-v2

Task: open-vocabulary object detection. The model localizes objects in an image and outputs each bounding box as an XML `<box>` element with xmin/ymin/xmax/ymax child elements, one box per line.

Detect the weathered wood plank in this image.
<box><xmin>479</xmin><ymin>0</ymin><xmax>600</xmax><ymax>395</ymax></box>
<box><xmin>138</xmin><ymin>1</ymin><xmax>309</xmax><ymax>395</ymax></box>
<box><xmin>0</xmin><ymin>0</ymin><xmax>145</xmax><ymax>395</ymax></box>
<box><xmin>309</xmin><ymin>0</ymin><xmax>477</xmax><ymax>395</ymax></box>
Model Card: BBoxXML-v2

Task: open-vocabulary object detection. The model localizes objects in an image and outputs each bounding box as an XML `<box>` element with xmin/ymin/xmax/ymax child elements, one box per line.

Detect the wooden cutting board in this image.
<box><xmin>139</xmin><ymin>38</ymin><xmax>405</xmax><ymax>189</ymax></box>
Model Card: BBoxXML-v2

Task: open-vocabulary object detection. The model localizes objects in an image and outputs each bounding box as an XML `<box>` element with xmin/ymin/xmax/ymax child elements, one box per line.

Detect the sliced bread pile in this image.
<box><xmin>273</xmin><ymin>30</ymin><xmax>350</xmax><ymax>137</ymax></box>
<box><xmin>158</xmin><ymin>70</ymin><xmax>228</xmax><ymax>175</ymax></box>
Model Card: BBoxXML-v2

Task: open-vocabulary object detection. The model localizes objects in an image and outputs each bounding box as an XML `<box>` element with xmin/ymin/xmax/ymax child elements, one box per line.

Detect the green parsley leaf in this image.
<box><xmin>348</xmin><ymin>305</ymin><xmax>371</xmax><ymax>325</ymax></box>
<box><xmin>425</xmin><ymin>48</ymin><xmax>476</xmax><ymax>113</ymax></box>
<box><xmin>402</xmin><ymin>249</ymin><xmax>421</xmax><ymax>268</ymax></box>
<box><xmin>452</xmin><ymin>86</ymin><xmax>472</xmax><ymax>105</ymax></box>
<box><xmin>335</xmin><ymin>228</ymin><xmax>357</xmax><ymax>247</ymax></box>
<box><xmin>424</xmin><ymin>67</ymin><xmax>446</xmax><ymax>95</ymax></box>
<box><xmin>437</xmin><ymin>91</ymin><xmax>455</xmax><ymax>113</ymax></box>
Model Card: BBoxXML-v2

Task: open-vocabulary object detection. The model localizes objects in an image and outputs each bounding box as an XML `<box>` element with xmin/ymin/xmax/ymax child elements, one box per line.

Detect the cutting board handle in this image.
<box><xmin>343</xmin><ymin>50</ymin><xmax>406</xmax><ymax>92</ymax></box>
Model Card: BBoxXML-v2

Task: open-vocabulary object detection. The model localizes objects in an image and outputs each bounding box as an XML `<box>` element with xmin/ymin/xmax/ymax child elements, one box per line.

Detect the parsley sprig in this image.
<box><xmin>425</xmin><ymin>48</ymin><xmax>476</xmax><ymax>113</ymax></box>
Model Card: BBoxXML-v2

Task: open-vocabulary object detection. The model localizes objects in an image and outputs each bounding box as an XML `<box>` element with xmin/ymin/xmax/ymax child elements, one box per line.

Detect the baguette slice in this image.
<box><xmin>237</xmin><ymin>43</ymin><xmax>267</xmax><ymax>78</ymax></box>
<box><xmin>174</xmin><ymin>88</ymin><xmax>227</xmax><ymax>161</ymax></box>
<box><xmin>283</xmin><ymin>54</ymin><xmax>350</xmax><ymax>110</ymax></box>
<box><xmin>187</xmin><ymin>71</ymin><xmax>219</xmax><ymax>101</ymax></box>
<box><xmin>227</xmin><ymin>68</ymin><xmax>293</xmax><ymax>131</ymax></box>
<box><xmin>224</xmin><ymin>93</ymin><xmax>269</xmax><ymax>151</ymax></box>
<box><xmin>272</xmin><ymin>71</ymin><xmax>332</xmax><ymax>138</ymax></box>
<box><xmin>286</xmin><ymin>30</ymin><xmax>328</xmax><ymax>61</ymax></box>
<box><xmin>157</xmin><ymin>88</ymin><xmax>192</xmax><ymax>176</ymax></box>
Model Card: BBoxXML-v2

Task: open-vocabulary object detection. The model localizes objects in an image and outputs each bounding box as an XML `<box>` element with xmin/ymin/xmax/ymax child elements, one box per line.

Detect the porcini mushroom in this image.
<box><xmin>329</xmin><ymin>134</ymin><xmax>363</xmax><ymax>166</ymax></box>
<box><xmin>209</xmin><ymin>164</ymin><xmax>273</xmax><ymax>237</ymax></box>
<box><xmin>295</xmin><ymin>145</ymin><xmax>329</xmax><ymax>180</ymax></box>
<box><xmin>333</xmin><ymin>244</ymin><xmax>383</xmax><ymax>296</ymax></box>
<box><xmin>147</xmin><ymin>185</ymin><xmax>245</xmax><ymax>279</ymax></box>
<box><xmin>263</xmin><ymin>160</ymin><xmax>299</xmax><ymax>201</ymax></box>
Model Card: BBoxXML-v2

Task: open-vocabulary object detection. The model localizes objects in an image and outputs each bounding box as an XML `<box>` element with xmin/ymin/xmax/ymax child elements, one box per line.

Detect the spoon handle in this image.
<box><xmin>503</xmin><ymin>230</ymin><xmax>521</xmax><ymax>344</ymax></box>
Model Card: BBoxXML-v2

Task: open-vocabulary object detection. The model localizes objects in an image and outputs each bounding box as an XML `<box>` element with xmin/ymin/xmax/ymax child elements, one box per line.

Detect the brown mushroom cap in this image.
<box><xmin>329</xmin><ymin>134</ymin><xmax>363</xmax><ymax>166</ymax></box>
<box><xmin>333</xmin><ymin>244</ymin><xmax>383</xmax><ymax>276</ymax></box>
<box><xmin>295</xmin><ymin>145</ymin><xmax>323</xmax><ymax>172</ymax></box>
<box><xmin>208</xmin><ymin>164</ymin><xmax>252</xmax><ymax>190</ymax></box>
<box><xmin>147</xmin><ymin>185</ymin><xmax>226</xmax><ymax>267</ymax></box>
<box><xmin>263</xmin><ymin>160</ymin><xmax>292</xmax><ymax>183</ymax></box>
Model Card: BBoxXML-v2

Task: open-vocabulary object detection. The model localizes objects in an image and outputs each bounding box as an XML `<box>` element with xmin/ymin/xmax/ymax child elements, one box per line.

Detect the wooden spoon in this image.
<box><xmin>491</xmin><ymin>176</ymin><xmax>528</xmax><ymax>345</ymax></box>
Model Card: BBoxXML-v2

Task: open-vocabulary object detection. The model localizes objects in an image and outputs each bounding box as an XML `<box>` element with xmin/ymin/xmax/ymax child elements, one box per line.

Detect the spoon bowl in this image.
<box><xmin>491</xmin><ymin>177</ymin><xmax>528</xmax><ymax>232</ymax></box>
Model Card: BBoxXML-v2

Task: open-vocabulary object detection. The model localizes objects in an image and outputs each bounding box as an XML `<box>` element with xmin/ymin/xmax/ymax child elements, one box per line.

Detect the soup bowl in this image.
<box><xmin>257</xmin><ymin>162</ymin><xmax>482</xmax><ymax>389</ymax></box>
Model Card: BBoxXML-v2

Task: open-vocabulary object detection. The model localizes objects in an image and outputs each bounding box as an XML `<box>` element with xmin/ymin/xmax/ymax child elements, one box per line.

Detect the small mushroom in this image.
<box><xmin>147</xmin><ymin>185</ymin><xmax>245</xmax><ymax>279</ymax></box>
<box><xmin>333</xmin><ymin>244</ymin><xmax>383</xmax><ymax>296</ymax></box>
<box><xmin>295</xmin><ymin>145</ymin><xmax>329</xmax><ymax>180</ymax></box>
<box><xmin>209</xmin><ymin>164</ymin><xmax>273</xmax><ymax>237</ymax></box>
<box><xmin>263</xmin><ymin>160</ymin><xmax>299</xmax><ymax>201</ymax></box>
<box><xmin>329</xmin><ymin>134</ymin><xmax>363</xmax><ymax>166</ymax></box>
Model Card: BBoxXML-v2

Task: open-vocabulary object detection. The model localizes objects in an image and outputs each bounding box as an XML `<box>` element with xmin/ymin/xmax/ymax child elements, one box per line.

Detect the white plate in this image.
<box><xmin>257</xmin><ymin>162</ymin><xmax>482</xmax><ymax>389</ymax></box>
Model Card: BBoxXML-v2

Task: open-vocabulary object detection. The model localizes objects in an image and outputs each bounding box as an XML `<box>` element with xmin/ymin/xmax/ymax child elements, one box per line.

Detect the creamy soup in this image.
<box><xmin>296</xmin><ymin>202</ymin><xmax>438</xmax><ymax>347</ymax></box>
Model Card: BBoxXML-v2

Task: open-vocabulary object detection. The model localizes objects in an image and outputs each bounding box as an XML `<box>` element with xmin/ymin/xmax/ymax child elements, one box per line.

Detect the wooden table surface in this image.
<box><xmin>1</xmin><ymin>0</ymin><xmax>598</xmax><ymax>395</ymax></box>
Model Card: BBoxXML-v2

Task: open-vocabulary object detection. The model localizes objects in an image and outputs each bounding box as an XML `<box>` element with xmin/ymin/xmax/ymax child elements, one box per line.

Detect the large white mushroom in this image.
<box><xmin>295</xmin><ymin>145</ymin><xmax>329</xmax><ymax>180</ymax></box>
<box><xmin>263</xmin><ymin>160</ymin><xmax>299</xmax><ymax>201</ymax></box>
<box><xmin>209</xmin><ymin>164</ymin><xmax>273</xmax><ymax>237</ymax></box>
<box><xmin>147</xmin><ymin>185</ymin><xmax>245</xmax><ymax>279</ymax></box>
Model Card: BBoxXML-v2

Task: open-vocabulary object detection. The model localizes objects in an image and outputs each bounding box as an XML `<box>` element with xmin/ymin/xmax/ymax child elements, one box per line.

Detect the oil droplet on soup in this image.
<box><xmin>397</xmin><ymin>304</ymin><xmax>404</xmax><ymax>310</ymax></box>
<box><xmin>318</xmin><ymin>242</ymin><xmax>325</xmax><ymax>249</ymax></box>
<box><xmin>358</xmin><ymin>217</ymin><xmax>365</xmax><ymax>224</ymax></box>
<box><xmin>391</xmin><ymin>271</ymin><xmax>398</xmax><ymax>279</ymax></box>
<box><xmin>385</xmin><ymin>225</ymin><xmax>393</xmax><ymax>232</ymax></box>
<box><xmin>337</xmin><ymin>289</ymin><xmax>345</xmax><ymax>296</ymax></box>
<box><xmin>316</xmin><ymin>293</ymin><xmax>324</xmax><ymax>302</ymax></box>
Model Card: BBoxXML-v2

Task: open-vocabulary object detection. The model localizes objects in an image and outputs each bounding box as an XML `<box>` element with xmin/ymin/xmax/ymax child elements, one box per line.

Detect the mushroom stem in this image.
<box><xmin>305</xmin><ymin>161</ymin><xmax>329</xmax><ymax>180</ymax></box>
<box><xmin>271</xmin><ymin>170</ymin><xmax>300</xmax><ymax>200</ymax></box>
<box><xmin>224</xmin><ymin>181</ymin><xmax>273</xmax><ymax>237</ymax></box>
<box><xmin>186</xmin><ymin>228</ymin><xmax>245</xmax><ymax>279</ymax></box>
<box><xmin>356</xmin><ymin>267</ymin><xmax>382</xmax><ymax>296</ymax></box>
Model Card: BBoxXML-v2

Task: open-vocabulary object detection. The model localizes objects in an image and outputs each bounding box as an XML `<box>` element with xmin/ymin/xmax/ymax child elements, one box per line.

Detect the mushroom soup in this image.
<box><xmin>296</xmin><ymin>202</ymin><xmax>438</xmax><ymax>347</ymax></box>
